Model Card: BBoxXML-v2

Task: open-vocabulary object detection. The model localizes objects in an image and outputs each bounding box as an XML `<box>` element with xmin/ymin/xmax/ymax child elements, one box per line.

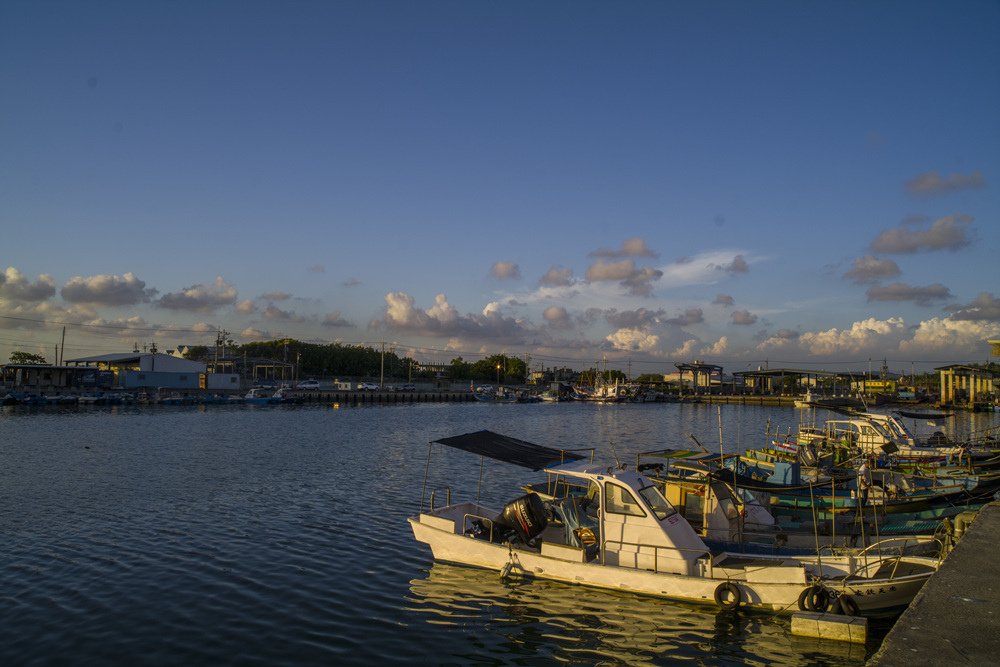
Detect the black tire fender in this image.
<box><xmin>837</xmin><ymin>594</ymin><xmax>859</xmax><ymax>616</ymax></box>
<box><xmin>797</xmin><ymin>584</ymin><xmax>829</xmax><ymax>612</ymax></box>
<box><xmin>714</xmin><ymin>581</ymin><xmax>741</xmax><ymax>610</ymax></box>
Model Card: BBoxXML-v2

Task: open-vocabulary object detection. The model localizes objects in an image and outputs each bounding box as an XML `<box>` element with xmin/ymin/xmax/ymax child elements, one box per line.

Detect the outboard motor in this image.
<box><xmin>494</xmin><ymin>493</ymin><xmax>548</xmax><ymax>544</ymax></box>
<box><xmin>797</xmin><ymin>442</ymin><xmax>818</xmax><ymax>467</ymax></box>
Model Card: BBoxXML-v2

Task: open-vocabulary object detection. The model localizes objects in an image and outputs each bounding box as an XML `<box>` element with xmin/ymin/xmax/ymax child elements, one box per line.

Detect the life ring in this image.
<box><xmin>714</xmin><ymin>582</ymin><xmax>741</xmax><ymax>610</ymax></box>
<box><xmin>837</xmin><ymin>594</ymin><xmax>859</xmax><ymax>616</ymax></box>
<box><xmin>797</xmin><ymin>585</ymin><xmax>829</xmax><ymax>612</ymax></box>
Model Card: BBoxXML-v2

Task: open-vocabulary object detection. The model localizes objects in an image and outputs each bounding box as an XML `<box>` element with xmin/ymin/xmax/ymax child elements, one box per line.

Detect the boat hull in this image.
<box><xmin>409</xmin><ymin>506</ymin><xmax>932</xmax><ymax>616</ymax></box>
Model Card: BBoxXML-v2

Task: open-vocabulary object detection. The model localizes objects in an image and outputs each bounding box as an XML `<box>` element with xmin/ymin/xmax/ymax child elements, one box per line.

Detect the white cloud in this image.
<box><xmin>590</xmin><ymin>238</ymin><xmax>659</xmax><ymax>258</ymax></box>
<box><xmin>664</xmin><ymin>308</ymin><xmax>703</xmax><ymax>326</ymax></box>
<box><xmin>670</xmin><ymin>339</ymin><xmax>699</xmax><ymax>357</ymax></box>
<box><xmin>0</xmin><ymin>300</ymin><xmax>96</xmax><ymax>330</ymax></box>
<box><xmin>587</xmin><ymin>258</ymin><xmax>638</xmax><ymax>282</ymax></box>
<box><xmin>539</xmin><ymin>266</ymin><xmax>573</xmax><ymax>287</ymax></box>
<box><xmin>322</xmin><ymin>311</ymin><xmax>353</xmax><ymax>328</ymax></box>
<box><xmin>843</xmin><ymin>256</ymin><xmax>901</xmax><ymax>284</ymax></box>
<box><xmin>947</xmin><ymin>292</ymin><xmax>1000</xmax><ymax>322</ymax></box>
<box><xmin>239</xmin><ymin>327</ymin><xmax>272</xmax><ymax>341</ymax></box>
<box><xmin>713</xmin><ymin>294</ymin><xmax>735</xmax><ymax>306</ymax></box>
<box><xmin>490</xmin><ymin>261</ymin><xmax>521</xmax><ymax>280</ymax></box>
<box><xmin>61</xmin><ymin>272</ymin><xmax>156</xmax><ymax>306</ymax></box>
<box><xmin>900</xmin><ymin>318</ymin><xmax>1000</xmax><ymax>355</ymax></box>
<box><xmin>870</xmin><ymin>214</ymin><xmax>973</xmax><ymax>254</ymax></box>
<box><xmin>658</xmin><ymin>251</ymin><xmax>757</xmax><ymax>288</ymax></box>
<box><xmin>0</xmin><ymin>267</ymin><xmax>56</xmax><ymax>303</ymax></box>
<box><xmin>543</xmin><ymin>305</ymin><xmax>571</xmax><ymax>327</ymax></box>
<box><xmin>262</xmin><ymin>305</ymin><xmax>306</xmax><ymax>323</ymax></box>
<box><xmin>866</xmin><ymin>283</ymin><xmax>952</xmax><ymax>306</ymax></box>
<box><xmin>701</xmin><ymin>336</ymin><xmax>729</xmax><ymax>355</ymax></box>
<box><xmin>235</xmin><ymin>299</ymin><xmax>256</xmax><ymax>314</ymax></box>
<box><xmin>799</xmin><ymin>317</ymin><xmax>905</xmax><ymax>355</ymax></box>
<box><xmin>157</xmin><ymin>277</ymin><xmax>238</xmax><ymax>313</ymax></box>
<box><xmin>905</xmin><ymin>170</ymin><xmax>985</xmax><ymax>197</ymax></box>
<box><xmin>381</xmin><ymin>292</ymin><xmax>530</xmax><ymax>343</ymax></box>
<box><xmin>606</xmin><ymin>328</ymin><xmax>660</xmax><ymax>352</ymax></box>
<box><xmin>259</xmin><ymin>291</ymin><xmax>292</xmax><ymax>302</ymax></box>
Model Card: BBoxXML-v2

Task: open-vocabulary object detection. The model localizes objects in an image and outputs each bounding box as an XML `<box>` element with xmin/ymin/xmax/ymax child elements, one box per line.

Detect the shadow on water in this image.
<box><xmin>406</xmin><ymin>562</ymin><xmax>871</xmax><ymax>666</ymax></box>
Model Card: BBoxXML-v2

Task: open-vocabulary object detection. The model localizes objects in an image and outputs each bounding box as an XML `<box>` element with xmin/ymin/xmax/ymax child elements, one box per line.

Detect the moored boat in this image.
<box><xmin>410</xmin><ymin>430</ymin><xmax>939</xmax><ymax>616</ymax></box>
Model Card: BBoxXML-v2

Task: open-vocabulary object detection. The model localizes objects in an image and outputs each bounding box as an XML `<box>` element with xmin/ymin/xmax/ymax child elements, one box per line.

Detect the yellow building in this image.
<box><xmin>936</xmin><ymin>364</ymin><xmax>998</xmax><ymax>408</ymax></box>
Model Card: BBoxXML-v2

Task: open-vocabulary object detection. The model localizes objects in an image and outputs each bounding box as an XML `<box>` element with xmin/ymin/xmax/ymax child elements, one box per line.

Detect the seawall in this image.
<box><xmin>869</xmin><ymin>501</ymin><xmax>1000</xmax><ymax>665</ymax></box>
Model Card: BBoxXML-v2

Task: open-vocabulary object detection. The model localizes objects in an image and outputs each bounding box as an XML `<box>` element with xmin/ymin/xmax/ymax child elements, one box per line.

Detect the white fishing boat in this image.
<box><xmin>409</xmin><ymin>430</ymin><xmax>940</xmax><ymax>616</ymax></box>
<box><xmin>244</xmin><ymin>387</ymin><xmax>280</xmax><ymax>405</ymax></box>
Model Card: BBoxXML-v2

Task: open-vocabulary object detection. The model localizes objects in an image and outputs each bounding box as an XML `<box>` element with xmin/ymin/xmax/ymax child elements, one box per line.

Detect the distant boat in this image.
<box><xmin>894</xmin><ymin>409</ymin><xmax>954</xmax><ymax>420</ymax></box>
<box><xmin>245</xmin><ymin>388</ymin><xmax>280</xmax><ymax>405</ymax></box>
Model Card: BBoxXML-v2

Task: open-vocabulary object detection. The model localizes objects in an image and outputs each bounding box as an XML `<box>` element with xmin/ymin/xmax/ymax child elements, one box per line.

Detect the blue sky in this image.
<box><xmin>2</xmin><ymin>1</ymin><xmax>998</xmax><ymax>374</ymax></box>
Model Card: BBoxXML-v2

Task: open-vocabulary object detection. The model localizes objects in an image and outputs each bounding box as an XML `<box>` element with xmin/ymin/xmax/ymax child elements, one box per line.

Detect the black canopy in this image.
<box><xmin>432</xmin><ymin>430</ymin><xmax>584</xmax><ymax>470</ymax></box>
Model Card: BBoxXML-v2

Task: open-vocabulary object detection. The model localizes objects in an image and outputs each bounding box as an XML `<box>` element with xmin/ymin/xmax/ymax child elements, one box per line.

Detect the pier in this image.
<box><xmin>869</xmin><ymin>501</ymin><xmax>1000</xmax><ymax>666</ymax></box>
<box><xmin>299</xmin><ymin>390</ymin><xmax>475</xmax><ymax>405</ymax></box>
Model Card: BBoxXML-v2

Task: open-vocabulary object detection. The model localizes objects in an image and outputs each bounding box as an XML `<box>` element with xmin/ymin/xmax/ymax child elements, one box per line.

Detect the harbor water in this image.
<box><xmin>1</xmin><ymin>401</ymin><xmax>996</xmax><ymax>665</ymax></box>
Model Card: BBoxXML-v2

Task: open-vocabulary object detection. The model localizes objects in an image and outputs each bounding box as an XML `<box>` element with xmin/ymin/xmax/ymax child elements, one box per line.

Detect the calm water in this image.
<box><xmin>1</xmin><ymin>401</ymin><xmax>995</xmax><ymax>666</ymax></box>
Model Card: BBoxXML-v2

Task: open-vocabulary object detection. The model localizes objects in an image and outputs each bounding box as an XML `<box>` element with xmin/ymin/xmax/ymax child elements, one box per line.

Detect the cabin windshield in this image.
<box><xmin>638</xmin><ymin>484</ymin><xmax>678</xmax><ymax>521</ymax></box>
<box><xmin>885</xmin><ymin>418</ymin><xmax>913</xmax><ymax>441</ymax></box>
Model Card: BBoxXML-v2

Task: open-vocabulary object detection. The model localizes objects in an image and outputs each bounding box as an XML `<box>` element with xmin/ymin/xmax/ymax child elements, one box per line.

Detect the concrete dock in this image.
<box><xmin>869</xmin><ymin>501</ymin><xmax>1000</xmax><ymax>666</ymax></box>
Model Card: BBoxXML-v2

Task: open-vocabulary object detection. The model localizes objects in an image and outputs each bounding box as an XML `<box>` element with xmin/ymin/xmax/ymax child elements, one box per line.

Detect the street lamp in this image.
<box><xmin>496</xmin><ymin>363</ymin><xmax>501</xmax><ymax>386</ymax></box>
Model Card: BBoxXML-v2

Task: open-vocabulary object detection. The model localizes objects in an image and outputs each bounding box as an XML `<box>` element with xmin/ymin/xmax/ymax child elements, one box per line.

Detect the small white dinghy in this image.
<box><xmin>409</xmin><ymin>430</ymin><xmax>940</xmax><ymax>616</ymax></box>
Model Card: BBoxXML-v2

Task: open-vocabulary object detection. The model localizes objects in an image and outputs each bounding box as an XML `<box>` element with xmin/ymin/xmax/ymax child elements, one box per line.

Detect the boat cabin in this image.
<box><xmin>533</xmin><ymin>461</ymin><xmax>710</xmax><ymax>575</ymax></box>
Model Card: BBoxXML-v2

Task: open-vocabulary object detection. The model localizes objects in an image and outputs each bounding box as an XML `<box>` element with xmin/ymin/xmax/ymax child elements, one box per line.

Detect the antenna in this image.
<box><xmin>608</xmin><ymin>438</ymin><xmax>624</xmax><ymax>470</ymax></box>
<box><xmin>689</xmin><ymin>434</ymin><xmax>710</xmax><ymax>454</ymax></box>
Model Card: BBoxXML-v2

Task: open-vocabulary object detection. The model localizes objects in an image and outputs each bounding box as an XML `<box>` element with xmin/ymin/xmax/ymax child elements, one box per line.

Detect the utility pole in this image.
<box><xmin>380</xmin><ymin>341</ymin><xmax>385</xmax><ymax>388</ymax></box>
<box><xmin>59</xmin><ymin>327</ymin><xmax>66</xmax><ymax>365</ymax></box>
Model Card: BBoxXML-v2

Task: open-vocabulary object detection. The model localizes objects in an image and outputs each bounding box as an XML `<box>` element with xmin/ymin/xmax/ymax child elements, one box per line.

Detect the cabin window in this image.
<box><xmin>604</xmin><ymin>483</ymin><xmax>646</xmax><ymax>517</ymax></box>
<box><xmin>639</xmin><ymin>484</ymin><xmax>678</xmax><ymax>521</ymax></box>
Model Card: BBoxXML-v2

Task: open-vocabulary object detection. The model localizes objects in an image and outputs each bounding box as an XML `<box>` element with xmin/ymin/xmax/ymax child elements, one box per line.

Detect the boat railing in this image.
<box><xmin>602</xmin><ymin>538</ymin><xmax>711</xmax><ymax>573</ymax></box>
<box><xmin>428</xmin><ymin>487</ymin><xmax>452</xmax><ymax>512</ymax></box>
<box><xmin>831</xmin><ymin>534</ymin><xmax>945</xmax><ymax>561</ymax></box>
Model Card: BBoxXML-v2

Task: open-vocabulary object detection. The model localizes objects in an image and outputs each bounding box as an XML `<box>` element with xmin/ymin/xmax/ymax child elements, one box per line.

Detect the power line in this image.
<box><xmin>0</xmin><ymin>314</ymin><xmax>218</xmax><ymax>334</ymax></box>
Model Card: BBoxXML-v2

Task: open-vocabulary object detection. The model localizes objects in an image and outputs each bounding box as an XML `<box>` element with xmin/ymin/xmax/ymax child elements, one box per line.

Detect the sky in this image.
<box><xmin>1</xmin><ymin>0</ymin><xmax>998</xmax><ymax>376</ymax></box>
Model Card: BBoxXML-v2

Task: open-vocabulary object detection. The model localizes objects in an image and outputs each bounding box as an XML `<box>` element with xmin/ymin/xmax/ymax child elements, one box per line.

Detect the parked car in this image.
<box><xmin>296</xmin><ymin>380</ymin><xmax>321</xmax><ymax>390</ymax></box>
<box><xmin>399</xmin><ymin>383</ymin><xmax>417</xmax><ymax>392</ymax></box>
<box><xmin>358</xmin><ymin>382</ymin><xmax>380</xmax><ymax>391</ymax></box>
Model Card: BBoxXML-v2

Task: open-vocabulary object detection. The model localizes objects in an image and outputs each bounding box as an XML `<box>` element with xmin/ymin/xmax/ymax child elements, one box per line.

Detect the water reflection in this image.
<box><xmin>407</xmin><ymin>563</ymin><xmax>869</xmax><ymax>665</ymax></box>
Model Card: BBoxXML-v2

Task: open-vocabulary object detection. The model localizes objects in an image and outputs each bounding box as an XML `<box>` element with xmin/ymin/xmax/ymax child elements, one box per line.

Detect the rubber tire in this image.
<box><xmin>797</xmin><ymin>587</ymin><xmax>812</xmax><ymax>611</ymax></box>
<box><xmin>797</xmin><ymin>585</ymin><xmax>829</xmax><ymax>612</ymax></box>
<box><xmin>714</xmin><ymin>582</ymin><xmax>741</xmax><ymax>610</ymax></box>
<box><xmin>809</xmin><ymin>587</ymin><xmax>830</xmax><ymax>612</ymax></box>
<box><xmin>837</xmin><ymin>594</ymin><xmax>859</xmax><ymax>616</ymax></box>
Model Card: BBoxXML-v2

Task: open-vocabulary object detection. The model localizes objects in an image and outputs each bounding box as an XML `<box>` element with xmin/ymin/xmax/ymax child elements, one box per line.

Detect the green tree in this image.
<box><xmin>449</xmin><ymin>357</ymin><xmax>470</xmax><ymax>380</ymax></box>
<box><xmin>9</xmin><ymin>351</ymin><xmax>48</xmax><ymax>364</ymax></box>
<box><xmin>181</xmin><ymin>345</ymin><xmax>211</xmax><ymax>360</ymax></box>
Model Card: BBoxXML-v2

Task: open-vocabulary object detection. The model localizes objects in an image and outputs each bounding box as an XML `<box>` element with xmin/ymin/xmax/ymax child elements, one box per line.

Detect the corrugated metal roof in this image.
<box><xmin>65</xmin><ymin>353</ymin><xmax>143</xmax><ymax>363</ymax></box>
